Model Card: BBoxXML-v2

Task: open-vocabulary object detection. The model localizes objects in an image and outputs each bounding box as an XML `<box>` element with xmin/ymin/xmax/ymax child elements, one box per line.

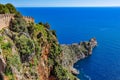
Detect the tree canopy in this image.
<box><xmin>0</xmin><ymin>3</ymin><xmax>17</xmax><ymax>14</ymax></box>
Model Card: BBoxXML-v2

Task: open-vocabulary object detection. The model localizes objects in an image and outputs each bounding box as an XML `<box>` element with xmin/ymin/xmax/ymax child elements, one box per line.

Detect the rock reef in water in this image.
<box><xmin>60</xmin><ymin>38</ymin><xmax>97</xmax><ymax>75</ymax></box>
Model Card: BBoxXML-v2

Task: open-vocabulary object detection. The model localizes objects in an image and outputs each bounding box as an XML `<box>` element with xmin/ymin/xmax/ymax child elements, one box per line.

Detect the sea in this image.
<box><xmin>17</xmin><ymin>7</ymin><xmax>120</xmax><ymax>80</ymax></box>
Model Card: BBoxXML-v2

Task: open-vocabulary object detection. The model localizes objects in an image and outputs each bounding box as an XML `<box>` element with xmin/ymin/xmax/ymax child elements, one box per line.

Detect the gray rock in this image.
<box><xmin>60</xmin><ymin>38</ymin><xmax>97</xmax><ymax>75</ymax></box>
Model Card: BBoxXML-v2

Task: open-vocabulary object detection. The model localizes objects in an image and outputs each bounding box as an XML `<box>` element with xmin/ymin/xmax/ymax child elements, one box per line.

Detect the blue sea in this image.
<box><xmin>17</xmin><ymin>7</ymin><xmax>120</xmax><ymax>80</ymax></box>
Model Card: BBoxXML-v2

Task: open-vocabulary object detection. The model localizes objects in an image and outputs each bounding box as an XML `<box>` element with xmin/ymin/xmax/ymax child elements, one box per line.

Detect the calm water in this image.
<box><xmin>17</xmin><ymin>7</ymin><xmax>120</xmax><ymax>80</ymax></box>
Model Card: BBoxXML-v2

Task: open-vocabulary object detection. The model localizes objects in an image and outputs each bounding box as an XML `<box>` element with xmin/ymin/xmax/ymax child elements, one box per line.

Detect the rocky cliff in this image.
<box><xmin>60</xmin><ymin>38</ymin><xmax>97</xmax><ymax>75</ymax></box>
<box><xmin>0</xmin><ymin>3</ymin><xmax>97</xmax><ymax>80</ymax></box>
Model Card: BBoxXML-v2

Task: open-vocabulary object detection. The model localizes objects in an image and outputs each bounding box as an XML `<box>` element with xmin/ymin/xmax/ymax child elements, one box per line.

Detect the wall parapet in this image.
<box><xmin>0</xmin><ymin>14</ymin><xmax>34</xmax><ymax>30</ymax></box>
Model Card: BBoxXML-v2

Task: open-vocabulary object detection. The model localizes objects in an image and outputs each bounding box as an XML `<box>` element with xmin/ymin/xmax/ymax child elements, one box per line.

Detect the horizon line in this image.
<box><xmin>16</xmin><ymin>6</ymin><xmax>120</xmax><ymax>8</ymax></box>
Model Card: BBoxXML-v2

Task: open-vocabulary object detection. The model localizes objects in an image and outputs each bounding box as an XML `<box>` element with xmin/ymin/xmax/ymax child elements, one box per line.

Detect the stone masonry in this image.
<box><xmin>0</xmin><ymin>14</ymin><xmax>34</xmax><ymax>30</ymax></box>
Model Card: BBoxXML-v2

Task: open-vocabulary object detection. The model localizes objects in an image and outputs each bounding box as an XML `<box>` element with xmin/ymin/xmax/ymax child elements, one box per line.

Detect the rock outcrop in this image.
<box><xmin>60</xmin><ymin>38</ymin><xmax>97</xmax><ymax>75</ymax></box>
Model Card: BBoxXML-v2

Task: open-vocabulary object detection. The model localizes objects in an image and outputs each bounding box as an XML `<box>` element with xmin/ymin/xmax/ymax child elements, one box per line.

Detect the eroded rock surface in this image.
<box><xmin>61</xmin><ymin>38</ymin><xmax>97</xmax><ymax>75</ymax></box>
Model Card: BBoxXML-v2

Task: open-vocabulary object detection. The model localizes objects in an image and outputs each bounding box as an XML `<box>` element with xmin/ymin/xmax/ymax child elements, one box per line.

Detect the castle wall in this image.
<box><xmin>23</xmin><ymin>16</ymin><xmax>34</xmax><ymax>23</ymax></box>
<box><xmin>0</xmin><ymin>14</ymin><xmax>34</xmax><ymax>30</ymax></box>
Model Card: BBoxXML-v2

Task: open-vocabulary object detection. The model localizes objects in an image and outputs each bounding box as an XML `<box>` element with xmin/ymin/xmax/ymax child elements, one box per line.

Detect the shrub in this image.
<box><xmin>50</xmin><ymin>43</ymin><xmax>62</xmax><ymax>58</ymax></box>
<box><xmin>51</xmin><ymin>30</ymin><xmax>57</xmax><ymax>37</ymax></box>
<box><xmin>6</xmin><ymin>54</ymin><xmax>21</xmax><ymax>71</ymax></box>
<box><xmin>4</xmin><ymin>65</ymin><xmax>14</xmax><ymax>79</ymax></box>
<box><xmin>48</xmin><ymin>43</ymin><xmax>62</xmax><ymax>67</ymax></box>
<box><xmin>27</xmin><ymin>23</ymin><xmax>35</xmax><ymax>37</ymax></box>
<box><xmin>55</xmin><ymin>65</ymin><xmax>67</xmax><ymax>79</ymax></box>
<box><xmin>14</xmin><ymin>11</ymin><xmax>22</xmax><ymax>18</ymax></box>
<box><xmin>0</xmin><ymin>36</ymin><xmax>3</xmax><ymax>42</ymax></box>
<box><xmin>9</xmin><ymin>17</ymin><xmax>28</xmax><ymax>33</ymax></box>
<box><xmin>37</xmin><ymin>32</ymin><xmax>42</xmax><ymax>39</ymax></box>
<box><xmin>34</xmin><ymin>41</ymin><xmax>41</xmax><ymax>57</ymax></box>
<box><xmin>34</xmin><ymin>24</ymin><xmax>48</xmax><ymax>39</ymax></box>
<box><xmin>52</xmin><ymin>63</ymin><xmax>76</xmax><ymax>80</ymax></box>
<box><xmin>1</xmin><ymin>42</ymin><xmax>12</xmax><ymax>50</ymax></box>
<box><xmin>15</xmin><ymin>35</ymin><xmax>34</xmax><ymax>55</ymax></box>
<box><xmin>44</xmin><ymin>22</ymin><xmax>50</xmax><ymax>29</ymax></box>
<box><xmin>38</xmin><ymin>22</ymin><xmax>43</xmax><ymax>25</ymax></box>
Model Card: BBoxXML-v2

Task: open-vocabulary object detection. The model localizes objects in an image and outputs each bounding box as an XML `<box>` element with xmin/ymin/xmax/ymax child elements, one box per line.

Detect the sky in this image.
<box><xmin>1</xmin><ymin>0</ymin><xmax>120</xmax><ymax>7</ymax></box>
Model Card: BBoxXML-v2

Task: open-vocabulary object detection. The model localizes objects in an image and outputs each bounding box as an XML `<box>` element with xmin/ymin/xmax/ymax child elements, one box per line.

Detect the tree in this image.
<box><xmin>0</xmin><ymin>3</ymin><xmax>18</xmax><ymax>14</ymax></box>
<box><xmin>5</xmin><ymin>3</ymin><xmax>17</xmax><ymax>14</ymax></box>
<box><xmin>0</xmin><ymin>4</ymin><xmax>9</xmax><ymax>14</ymax></box>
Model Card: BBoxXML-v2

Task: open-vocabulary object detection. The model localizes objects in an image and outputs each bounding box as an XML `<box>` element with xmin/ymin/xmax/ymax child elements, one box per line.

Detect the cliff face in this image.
<box><xmin>0</xmin><ymin>3</ymin><xmax>97</xmax><ymax>80</ymax></box>
<box><xmin>0</xmin><ymin>14</ymin><xmax>77</xmax><ymax>80</ymax></box>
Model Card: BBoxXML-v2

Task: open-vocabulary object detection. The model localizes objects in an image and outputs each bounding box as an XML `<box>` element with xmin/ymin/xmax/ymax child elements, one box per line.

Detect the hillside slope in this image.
<box><xmin>0</xmin><ymin>3</ymin><xmax>97</xmax><ymax>80</ymax></box>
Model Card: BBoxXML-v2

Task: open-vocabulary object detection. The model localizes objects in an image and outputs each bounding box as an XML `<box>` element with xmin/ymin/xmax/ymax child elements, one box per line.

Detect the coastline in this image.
<box><xmin>60</xmin><ymin>38</ymin><xmax>97</xmax><ymax>78</ymax></box>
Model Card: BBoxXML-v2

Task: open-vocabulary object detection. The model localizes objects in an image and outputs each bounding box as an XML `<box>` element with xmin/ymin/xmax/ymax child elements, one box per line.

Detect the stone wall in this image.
<box><xmin>0</xmin><ymin>14</ymin><xmax>34</xmax><ymax>30</ymax></box>
<box><xmin>23</xmin><ymin>16</ymin><xmax>34</xmax><ymax>23</ymax></box>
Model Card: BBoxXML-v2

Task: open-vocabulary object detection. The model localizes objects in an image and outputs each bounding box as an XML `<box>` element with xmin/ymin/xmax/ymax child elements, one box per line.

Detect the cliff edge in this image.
<box><xmin>0</xmin><ymin>3</ymin><xmax>97</xmax><ymax>80</ymax></box>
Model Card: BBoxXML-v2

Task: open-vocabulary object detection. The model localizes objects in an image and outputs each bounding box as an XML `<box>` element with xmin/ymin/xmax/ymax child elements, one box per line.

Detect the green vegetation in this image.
<box><xmin>34</xmin><ymin>41</ymin><xmax>41</xmax><ymax>58</ymax></box>
<box><xmin>47</xmin><ymin>30</ymin><xmax>61</xmax><ymax>66</ymax></box>
<box><xmin>0</xmin><ymin>3</ymin><xmax>79</xmax><ymax>80</ymax></box>
<box><xmin>44</xmin><ymin>22</ymin><xmax>50</xmax><ymax>29</ymax></box>
<box><xmin>5</xmin><ymin>65</ymin><xmax>14</xmax><ymax>80</ymax></box>
<box><xmin>1</xmin><ymin>42</ymin><xmax>12</xmax><ymax>50</ymax></box>
<box><xmin>50</xmin><ymin>43</ymin><xmax>61</xmax><ymax>59</ymax></box>
<box><xmin>33</xmin><ymin>22</ymin><xmax>74</xmax><ymax>80</ymax></box>
<box><xmin>0</xmin><ymin>35</ymin><xmax>22</xmax><ymax>80</ymax></box>
<box><xmin>0</xmin><ymin>15</ymin><xmax>77</xmax><ymax>80</ymax></box>
<box><xmin>53</xmin><ymin>64</ymin><xmax>76</xmax><ymax>80</ymax></box>
<box><xmin>5</xmin><ymin>52</ymin><xmax>21</xmax><ymax>80</ymax></box>
<box><xmin>9</xmin><ymin>16</ymin><xmax>28</xmax><ymax>33</ymax></box>
<box><xmin>0</xmin><ymin>3</ymin><xmax>18</xmax><ymax>14</ymax></box>
<box><xmin>54</xmin><ymin>64</ymin><xmax>68</xmax><ymax>80</ymax></box>
<box><xmin>51</xmin><ymin>30</ymin><xmax>57</xmax><ymax>37</ymax></box>
<box><xmin>27</xmin><ymin>23</ymin><xmax>35</xmax><ymax>37</ymax></box>
<box><xmin>48</xmin><ymin>41</ymin><xmax>77</xmax><ymax>80</ymax></box>
<box><xmin>15</xmin><ymin>35</ymin><xmax>34</xmax><ymax>55</ymax></box>
<box><xmin>0</xmin><ymin>36</ymin><xmax>12</xmax><ymax>53</ymax></box>
<box><xmin>5</xmin><ymin>3</ymin><xmax>17</xmax><ymax>14</ymax></box>
<box><xmin>0</xmin><ymin>4</ymin><xmax>9</xmax><ymax>14</ymax></box>
<box><xmin>33</xmin><ymin>56</ymin><xmax>39</xmax><ymax>66</ymax></box>
<box><xmin>34</xmin><ymin>24</ymin><xmax>48</xmax><ymax>40</ymax></box>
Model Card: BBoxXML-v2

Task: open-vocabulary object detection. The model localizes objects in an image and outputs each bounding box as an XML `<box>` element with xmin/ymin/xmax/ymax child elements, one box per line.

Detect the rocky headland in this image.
<box><xmin>60</xmin><ymin>38</ymin><xmax>97</xmax><ymax>75</ymax></box>
<box><xmin>0</xmin><ymin>3</ymin><xmax>97</xmax><ymax>80</ymax></box>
